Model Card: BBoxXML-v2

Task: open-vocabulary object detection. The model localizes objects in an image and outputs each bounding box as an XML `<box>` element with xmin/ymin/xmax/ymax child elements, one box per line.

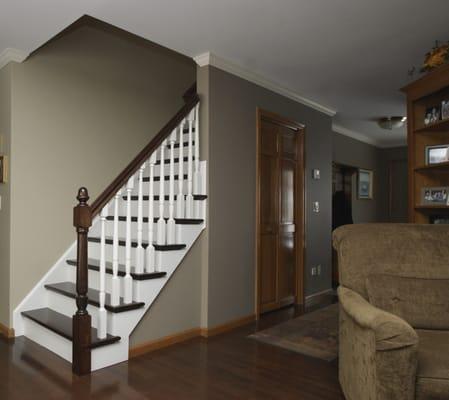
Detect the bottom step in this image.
<box><xmin>22</xmin><ymin>308</ymin><xmax>121</xmax><ymax>349</ymax></box>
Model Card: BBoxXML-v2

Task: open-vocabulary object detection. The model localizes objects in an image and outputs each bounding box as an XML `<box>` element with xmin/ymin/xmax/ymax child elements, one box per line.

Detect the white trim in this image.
<box><xmin>332</xmin><ymin>123</ymin><xmax>406</xmax><ymax>149</ymax></box>
<box><xmin>332</xmin><ymin>123</ymin><xmax>378</xmax><ymax>147</ymax></box>
<box><xmin>0</xmin><ymin>48</ymin><xmax>28</xmax><ymax>70</ymax></box>
<box><xmin>194</xmin><ymin>52</ymin><xmax>337</xmax><ymax>117</ymax></box>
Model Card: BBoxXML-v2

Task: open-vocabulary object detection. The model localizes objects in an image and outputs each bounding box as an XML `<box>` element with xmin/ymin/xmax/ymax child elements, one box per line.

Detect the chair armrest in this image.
<box><xmin>338</xmin><ymin>286</ymin><xmax>418</xmax><ymax>351</ymax></box>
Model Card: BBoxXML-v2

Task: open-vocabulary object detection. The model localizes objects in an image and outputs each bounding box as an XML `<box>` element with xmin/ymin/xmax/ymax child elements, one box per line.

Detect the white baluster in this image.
<box><xmin>135</xmin><ymin>162</ymin><xmax>146</xmax><ymax>273</ymax></box>
<box><xmin>167</xmin><ymin>130</ymin><xmax>177</xmax><ymax>244</ymax></box>
<box><xmin>193</xmin><ymin>103</ymin><xmax>201</xmax><ymax>195</ymax></box>
<box><xmin>176</xmin><ymin>121</ymin><xmax>185</xmax><ymax>219</ymax></box>
<box><xmin>186</xmin><ymin>111</ymin><xmax>194</xmax><ymax>218</ymax></box>
<box><xmin>111</xmin><ymin>189</ymin><xmax>121</xmax><ymax>306</ymax></box>
<box><xmin>124</xmin><ymin>176</ymin><xmax>134</xmax><ymax>304</ymax></box>
<box><xmin>98</xmin><ymin>204</ymin><xmax>108</xmax><ymax>339</ymax></box>
<box><xmin>157</xmin><ymin>140</ymin><xmax>167</xmax><ymax>245</ymax></box>
<box><xmin>193</xmin><ymin>104</ymin><xmax>202</xmax><ymax>218</ymax></box>
<box><xmin>146</xmin><ymin>152</ymin><xmax>156</xmax><ymax>272</ymax></box>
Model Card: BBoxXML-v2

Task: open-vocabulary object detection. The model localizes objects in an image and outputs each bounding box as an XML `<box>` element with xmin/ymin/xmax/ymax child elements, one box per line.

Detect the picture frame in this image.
<box><xmin>357</xmin><ymin>168</ymin><xmax>373</xmax><ymax>199</ymax></box>
<box><xmin>424</xmin><ymin>105</ymin><xmax>440</xmax><ymax>125</ymax></box>
<box><xmin>442</xmin><ymin>100</ymin><xmax>449</xmax><ymax>120</ymax></box>
<box><xmin>421</xmin><ymin>186</ymin><xmax>449</xmax><ymax>205</ymax></box>
<box><xmin>425</xmin><ymin>144</ymin><xmax>449</xmax><ymax>165</ymax></box>
<box><xmin>0</xmin><ymin>155</ymin><xmax>7</xmax><ymax>183</ymax></box>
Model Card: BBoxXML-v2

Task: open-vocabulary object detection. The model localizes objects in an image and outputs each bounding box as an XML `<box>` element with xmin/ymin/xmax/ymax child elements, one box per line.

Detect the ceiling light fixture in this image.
<box><xmin>377</xmin><ymin>116</ymin><xmax>407</xmax><ymax>130</ymax></box>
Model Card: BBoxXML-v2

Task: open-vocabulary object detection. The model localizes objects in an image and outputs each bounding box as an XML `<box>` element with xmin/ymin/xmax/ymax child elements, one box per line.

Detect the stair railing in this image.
<box><xmin>72</xmin><ymin>86</ymin><xmax>199</xmax><ymax>375</ymax></box>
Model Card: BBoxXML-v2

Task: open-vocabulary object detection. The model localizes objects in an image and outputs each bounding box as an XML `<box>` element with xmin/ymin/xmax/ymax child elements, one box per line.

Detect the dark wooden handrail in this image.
<box><xmin>90</xmin><ymin>91</ymin><xmax>199</xmax><ymax>217</ymax></box>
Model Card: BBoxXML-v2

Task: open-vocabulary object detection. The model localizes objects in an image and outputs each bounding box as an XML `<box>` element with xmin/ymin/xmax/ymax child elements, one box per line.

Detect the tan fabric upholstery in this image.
<box><xmin>366</xmin><ymin>274</ymin><xmax>449</xmax><ymax>330</ymax></box>
<box><xmin>416</xmin><ymin>330</ymin><xmax>449</xmax><ymax>400</ymax></box>
<box><xmin>333</xmin><ymin>224</ymin><xmax>449</xmax><ymax>400</ymax></box>
<box><xmin>333</xmin><ymin>224</ymin><xmax>449</xmax><ymax>299</ymax></box>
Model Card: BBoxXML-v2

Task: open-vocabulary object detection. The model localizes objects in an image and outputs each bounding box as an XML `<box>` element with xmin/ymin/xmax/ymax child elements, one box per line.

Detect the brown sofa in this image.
<box><xmin>333</xmin><ymin>224</ymin><xmax>449</xmax><ymax>400</ymax></box>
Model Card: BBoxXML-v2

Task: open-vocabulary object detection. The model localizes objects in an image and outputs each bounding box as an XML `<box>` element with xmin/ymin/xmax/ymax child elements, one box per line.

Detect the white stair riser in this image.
<box><xmin>152</xmin><ymin>160</ymin><xmax>191</xmax><ymax>177</ymax></box>
<box><xmin>88</xmin><ymin>220</ymin><xmax>197</xmax><ymax>240</ymax></box>
<box><xmin>87</xmin><ymin>235</ymin><xmax>191</xmax><ymax>270</ymax></box>
<box><xmin>120</xmin><ymin>199</ymin><xmax>204</xmax><ymax>218</ymax></box>
<box><xmin>131</xmin><ymin>179</ymin><xmax>188</xmax><ymax>196</ymax></box>
<box><xmin>155</xmin><ymin>145</ymin><xmax>196</xmax><ymax>160</ymax></box>
<box><xmin>23</xmin><ymin>316</ymin><xmax>127</xmax><ymax>371</ymax></box>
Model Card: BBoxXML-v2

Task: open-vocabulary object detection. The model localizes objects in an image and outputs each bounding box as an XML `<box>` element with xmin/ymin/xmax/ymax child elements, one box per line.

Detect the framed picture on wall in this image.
<box><xmin>357</xmin><ymin>168</ymin><xmax>373</xmax><ymax>199</ymax></box>
<box><xmin>0</xmin><ymin>155</ymin><xmax>7</xmax><ymax>183</ymax></box>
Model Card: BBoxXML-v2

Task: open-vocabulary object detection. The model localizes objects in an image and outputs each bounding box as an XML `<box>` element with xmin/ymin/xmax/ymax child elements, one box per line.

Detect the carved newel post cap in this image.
<box><xmin>77</xmin><ymin>187</ymin><xmax>90</xmax><ymax>204</ymax></box>
<box><xmin>74</xmin><ymin>187</ymin><xmax>92</xmax><ymax>229</ymax></box>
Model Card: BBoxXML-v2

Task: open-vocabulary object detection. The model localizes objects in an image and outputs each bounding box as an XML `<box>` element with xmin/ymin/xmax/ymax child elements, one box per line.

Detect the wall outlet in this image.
<box><xmin>313</xmin><ymin>201</ymin><xmax>320</xmax><ymax>213</ymax></box>
<box><xmin>312</xmin><ymin>169</ymin><xmax>320</xmax><ymax>180</ymax></box>
<box><xmin>311</xmin><ymin>266</ymin><xmax>317</xmax><ymax>276</ymax></box>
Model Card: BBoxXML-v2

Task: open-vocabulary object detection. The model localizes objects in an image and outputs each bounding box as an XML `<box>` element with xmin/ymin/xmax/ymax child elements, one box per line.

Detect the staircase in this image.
<box><xmin>13</xmin><ymin>88</ymin><xmax>206</xmax><ymax>373</ymax></box>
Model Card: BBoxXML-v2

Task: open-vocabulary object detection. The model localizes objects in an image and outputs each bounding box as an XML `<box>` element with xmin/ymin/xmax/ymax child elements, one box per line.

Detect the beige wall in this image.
<box><xmin>8</xmin><ymin>21</ymin><xmax>196</xmax><ymax>333</ymax></box>
<box><xmin>0</xmin><ymin>64</ymin><xmax>12</xmax><ymax>326</ymax></box>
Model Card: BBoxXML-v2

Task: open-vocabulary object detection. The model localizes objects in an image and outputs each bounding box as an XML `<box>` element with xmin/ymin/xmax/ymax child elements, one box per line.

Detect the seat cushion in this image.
<box><xmin>366</xmin><ymin>274</ymin><xmax>449</xmax><ymax>330</ymax></box>
<box><xmin>416</xmin><ymin>329</ymin><xmax>449</xmax><ymax>400</ymax></box>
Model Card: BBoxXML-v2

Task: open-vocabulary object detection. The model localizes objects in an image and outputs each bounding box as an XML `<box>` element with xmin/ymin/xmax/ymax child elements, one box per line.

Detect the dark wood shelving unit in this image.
<box><xmin>414</xmin><ymin>161</ymin><xmax>449</xmax><ymax>172</ymax></box>
<box><xmin>402</xmin><ymin>64</ymin><xmax>449</xmax><ymax>223</ymax></box>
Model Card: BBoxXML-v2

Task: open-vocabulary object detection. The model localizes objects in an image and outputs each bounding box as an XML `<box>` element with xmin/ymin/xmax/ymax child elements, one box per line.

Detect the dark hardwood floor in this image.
<box><xmin>0</xmin><ymin>303</ymin><xmax>343</xmax><ymax>399</ymax></box>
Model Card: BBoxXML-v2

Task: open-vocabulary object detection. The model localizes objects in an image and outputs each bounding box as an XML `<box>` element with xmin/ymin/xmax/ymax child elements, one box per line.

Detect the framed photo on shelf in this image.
<box><xmin>357</xmin><ymin>168</ymin><xmax>373</xmax><ymax>199</ymax></box>
<box><xmin>421</xmin><ymin>186</ymin><xmax>449</xmax><ymax>205</ymax></box>
<box><xmin>442</xmin><ymin>100</ymin><xmax>449</xmax><ymax>120</ymax></box>
<box><xmin>425</xmin><ymin>144</ymin><xmax>449</xmax><ymax>165</ymax></box>
<box><xmin>0</xmin><ymin>155</ymin><xmax>7</xmax><ymax>183</ymax></box>
<box><xmin>424</xmin><ymin>105</ymin><xmax>440</xmax><ymax>125</ymax></box>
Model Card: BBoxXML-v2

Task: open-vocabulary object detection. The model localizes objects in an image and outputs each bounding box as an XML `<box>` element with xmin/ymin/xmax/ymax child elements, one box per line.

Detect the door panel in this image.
<box><xmin>260</xmin><ymin>154</ymin><xmax>278</xmax><ymax>234</ymax></box>
<box><xmin>280</xmin><ymin>159</ymin><xmax>296</xmax><ymax>226</ymax></box>
<box><xmin>278</xmin><ymin>232</ymin><xmax>296</xmax><ymax>303</ymax></box>
<box><xmin>260</xmin><ymin>234</ymin><xmax>278</xmax><ymax>309</ymax></box>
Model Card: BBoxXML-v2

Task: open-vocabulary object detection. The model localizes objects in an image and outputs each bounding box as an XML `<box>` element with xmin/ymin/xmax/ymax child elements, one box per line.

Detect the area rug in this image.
<box><xmin>249</xmin><ymin>304</ymin><xmax>339</xmax><ymax>361</ymax></box>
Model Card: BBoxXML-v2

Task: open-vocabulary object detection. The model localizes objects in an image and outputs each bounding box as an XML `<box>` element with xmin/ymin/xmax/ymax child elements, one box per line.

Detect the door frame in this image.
<box><xmin>255</xmin><ymin>108</ymin><xmax>306</xmax><ymax>318</ymax></box>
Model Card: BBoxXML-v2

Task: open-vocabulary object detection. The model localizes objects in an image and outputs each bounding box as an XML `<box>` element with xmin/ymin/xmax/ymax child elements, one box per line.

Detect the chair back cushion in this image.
<box><xmin>332</xmin><ymin>224</ymin><xmax>449</xmax><ymax>299</ymax></box>
<box><xmin>366</xmin><ymin>274</ymin><xmax>449</xmax><ymax>330</ymax></box>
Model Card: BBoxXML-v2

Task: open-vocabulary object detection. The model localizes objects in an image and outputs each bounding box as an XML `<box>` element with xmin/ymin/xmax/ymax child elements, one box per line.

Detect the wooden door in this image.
<box><xmin>389</xmin><ymin>159</ymin><xmax>408</xmax><ymax>222</ymax></box>
<box><xmin>257</xmin><ymin>110</ymin><xmax>305</xmax><ymax>314</ymax></box>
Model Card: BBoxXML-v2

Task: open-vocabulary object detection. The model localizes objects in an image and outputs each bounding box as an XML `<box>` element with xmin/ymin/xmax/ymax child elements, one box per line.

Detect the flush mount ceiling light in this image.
<box><xmin>377</xmin><ymin>116</ymin><xmax>407</xmax><ymax>130</ymax></box>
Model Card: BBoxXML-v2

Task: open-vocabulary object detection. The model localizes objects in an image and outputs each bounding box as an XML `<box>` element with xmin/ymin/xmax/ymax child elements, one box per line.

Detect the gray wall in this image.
<box><xmin>6</xmin><ymin>20</ymin><xmax>198</xmax><ymax>342</ymax></box>
<box><xmin>200</xmin><ymin>65</ymin><xmax>333</xmax><ymax>328</ymax></box>
<box><xmin>333</xmin><ymin>132</ymin><xmax>385</xmax><ymax>222</ymax></box>
<box><xmin>333</xmin><ymin>131</ymin><xmax>408</xmax><ymax>223</ymax></box>
<box><xmin>0</xmin><ymin>65</ymin><xmax>11</xmax><ymax>327</ymax></box>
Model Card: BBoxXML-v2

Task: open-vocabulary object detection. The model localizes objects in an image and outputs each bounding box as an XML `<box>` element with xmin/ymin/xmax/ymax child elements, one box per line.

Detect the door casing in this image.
<box><xmin>255</xmin><ymin>108</ymin><xmax>305</xmax><ymax>318</ymax></box>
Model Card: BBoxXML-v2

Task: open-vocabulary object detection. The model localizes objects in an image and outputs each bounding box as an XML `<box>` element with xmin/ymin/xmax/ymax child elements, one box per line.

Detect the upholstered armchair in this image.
<box><xmin>333</xmin><ymin>224</ymin><xmax>449</xmax><ymax>400</ymax></box>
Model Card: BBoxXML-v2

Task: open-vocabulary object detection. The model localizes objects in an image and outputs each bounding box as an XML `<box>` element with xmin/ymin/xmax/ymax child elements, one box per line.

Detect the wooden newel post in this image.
<box><xmin>72</xmin><ymin>187</ymin><xmax>92</xmax><ymax>375</ymax></box>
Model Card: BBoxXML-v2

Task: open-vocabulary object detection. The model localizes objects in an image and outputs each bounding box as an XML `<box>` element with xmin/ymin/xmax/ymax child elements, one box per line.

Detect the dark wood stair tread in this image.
<box><xmin>21</xmin><ymin>308</ymin><xmax>121</xmax><ymax>349</ymax></box>
<box><xmin>66</xmin><ymin>258</ymin><xmax>167</xmax><ymax>281</ymax></box>
<box><xmin>155</xmin><ymin>156</ymin><xmax>195</xmax><ymax>165</ymax></box>
<box><xmin>145</xmin><ymin>174</ymin><xmax>188</xmax><ymax>182</ymax></box>
<box><xmin>105</xmin><ymin>216</ymin><xmax>204</xmax><ymax>225</ymax></box>
<box><xmin>88</xmin><ymin>237</ymin><xmax>186</xmax><ymax>251</ymax></box>
<box><xmin>123</xmin><ymin>194</ymin><xmax>207</xmax><ymax>201</ymax></box>
<box><xmin>45</xmin><ymin>282</ymin><xmax>145</xmax><ymax>313</ymax></box>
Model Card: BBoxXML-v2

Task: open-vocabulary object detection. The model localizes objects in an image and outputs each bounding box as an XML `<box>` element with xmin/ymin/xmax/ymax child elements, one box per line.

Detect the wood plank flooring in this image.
<box><xmin>0</xmin><ymin>304</ymin><xmax>343</xmax><ymax>399</ymax></box>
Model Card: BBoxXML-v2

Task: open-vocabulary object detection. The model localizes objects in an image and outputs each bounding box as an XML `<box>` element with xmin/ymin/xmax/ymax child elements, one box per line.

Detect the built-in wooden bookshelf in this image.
<box><xmin>402</xmin><ymin>64</ymin><xmax>449</xmax><ymax>223</ymax></box>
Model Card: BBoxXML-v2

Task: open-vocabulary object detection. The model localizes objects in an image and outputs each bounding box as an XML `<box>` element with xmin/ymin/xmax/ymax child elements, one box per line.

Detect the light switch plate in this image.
<box><xmin>312</xmin><ymin>169</ymin><xmax>320</xmax><ymax>180</ymax></box>
<box><xmin>313</xmin><ymin>201</ymin><xmax>320</xmax><ymax>213</ymax></box>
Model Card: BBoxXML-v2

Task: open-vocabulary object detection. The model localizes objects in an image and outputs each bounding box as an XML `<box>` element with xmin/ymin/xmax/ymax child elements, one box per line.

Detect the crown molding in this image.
<box><xmin>0</xmin><ymin>48</ymin><xmax>28</xmax><ymax>70</ymax></box>
<box><xmin>332</xmin><ymin>123</ymin><xmax>407</xmax><ymax>149</ymax></box>
<box><xmin>194</xmin><ymin>52</ymin><xmax>337</xmax><ymax>117</ymax></box>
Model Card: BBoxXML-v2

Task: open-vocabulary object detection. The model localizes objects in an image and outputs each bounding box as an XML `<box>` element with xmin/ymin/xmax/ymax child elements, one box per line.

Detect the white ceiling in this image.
<box><xmin>2</xmin><ymin>0</ymin><xmax>449</xmax><ymax>147</ymax></box>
